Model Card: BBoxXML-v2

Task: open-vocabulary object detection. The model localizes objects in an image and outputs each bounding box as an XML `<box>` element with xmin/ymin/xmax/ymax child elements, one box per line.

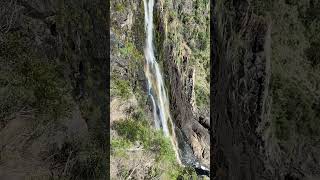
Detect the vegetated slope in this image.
<box><xmin>0</xmin><ymin>0</ymin><xmax>107</xmax><ymax>179</ymax></box>
<box><xmin>110</xmin><ymin>0</ymin><xmax>210</xmax><ymax>179</ymax></box>
<box><xmin>212</xmin><ymin>0</ymin><xmax>320</xmax><ymax>179</ymax></box>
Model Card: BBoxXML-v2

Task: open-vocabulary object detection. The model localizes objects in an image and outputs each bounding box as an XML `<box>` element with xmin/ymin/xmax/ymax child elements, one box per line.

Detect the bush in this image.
<box><xmin>197</xmin><ymin>31</ymin><xmax>209</xmax><ymax>50</ymax></box>
<box><xmin>176</xmin><ymin>166</ymin><xmax>198</xmax><ymax>180</ymax></box>
<box><xmin>114</xmin><ymin>3</ymin><xmax>125</xmax><ymax>12</ymax></box>
<box><xmin>111</xmin><ymin>138</ymin><xmax>132</xmax><ymax>157</ymax></box>
<box><xmin>195</xmin><ymin>83</ymin><xmax>209</xmax><ymax>107</ymax></box>
<box><xmin>113</xmin><ymin>119</ymin><xmax>154</xmax><ymax>149</ymax></box>
<box><xmin>110</xmin><ymin>79</ymin><xmax>132</xmax><ymax>99</ymax></box>
<box><xmin>119</xmin><ymin>41</ymin><xmax>143</xmax><ymax>60</ymax></box>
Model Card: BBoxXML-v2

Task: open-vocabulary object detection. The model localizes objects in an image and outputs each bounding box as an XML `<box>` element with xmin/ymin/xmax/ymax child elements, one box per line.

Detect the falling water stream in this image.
<box><xmin>142</xmin><ymin>0</ymin><xmax>182</xmax><ymax>165</ymax></box>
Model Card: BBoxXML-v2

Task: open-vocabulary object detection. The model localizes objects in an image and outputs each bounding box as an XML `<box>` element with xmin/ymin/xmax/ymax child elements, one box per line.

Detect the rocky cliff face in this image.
<box><xmin>212</xmin><ymin>0</ymin><xmax>320</xmax><ymax>179</ymax></box>
<box><xmin>155</xmin><ymin>0</ymin><xmax>210</xmax><ymax>168</ymax></box>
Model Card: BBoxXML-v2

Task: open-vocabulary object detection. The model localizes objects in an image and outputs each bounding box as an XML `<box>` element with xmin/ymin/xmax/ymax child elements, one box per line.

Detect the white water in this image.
<box><xmin>143</xmin><ymin>0</ymin><xmax>181</xmax><ymax>165</ymax></box>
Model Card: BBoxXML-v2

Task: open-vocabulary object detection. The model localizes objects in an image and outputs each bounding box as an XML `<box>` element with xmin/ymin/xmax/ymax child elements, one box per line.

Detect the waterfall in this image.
<box><xmin>142</xmin><ymin>0</ymin><xmax>211</xmax><ymax>176</ymax></box>
<box><xmin>143</xmin><ymin>0</ymin><xmax>182</xmax><ymax>165</ymax></box>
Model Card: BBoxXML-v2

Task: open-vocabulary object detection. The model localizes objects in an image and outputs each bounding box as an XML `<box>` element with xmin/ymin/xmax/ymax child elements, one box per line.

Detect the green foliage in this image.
<box><xmin>176</xmin><ymin>166</ymin><xmax>198</xmax><ymax>180</ymax></box>
<box><xmin>154</xmin><ymin>11</ymin><xmax>165</xmax><ymax>64</ymax></box>
<box><xmin>153</xmin><ymin>131</ymin><xmax>177</xmax><ymax>162</ymax></box>
<box><xmin>119</xmin><ymin>41</ymin><xmax>145</xmax><ymax>79</ymax></box>
<box><xmin>197</xmin><ymin>31</ymin><xmax>209</xmax><ymax>51</ymax></box>
<box><xmin>112</xmin><ymin>38</ymin><xmax>146</xmax><ymax>102</ymax></box>
<box><xmin>118</xmin><ymin>169</ymin><xmax>130</xmax><ymax>179</ymax></box>
<box><xmin>250</xmin><ymin>0</ymin><xmax>274</xmax><ymax>16</ymax></box>
<box><xmin>119</xmin><ymin>41</ymin><xmax>143</xmax><ymax>60</ymax></box>
<box><xmin>131</xmin><ymin>108</ymin><xmax>147</xmax><ymax>121</ymax></box>
<box><xmin>114</xmin><ymin>3</ymin><xmax>125</xmax><ymax>12</ymax></box>
<box><xmin>193</xmin><ymin>50</ymin><xmax>210</xmax><ymax>108</ymax></box>
<box><xmin>111</xmin><ymin>138</ymin><xmax>132</xmax><ymax>156</ymax></box>
<box><xmin>159</xmin><ymin>165</ymin><xmax>198</xmax><ymax>180</ymax></box>
<box><xmin>302</xmin><ymin>3</ymin><xmax>320</xmax><ymax>66</ymax></box>
<box><xmin>113</xmin><ymin>119</ymin><xmax>156</xmax><ymax>150</ymax></box>
<box><xmin>112</xmin><ymin>117</ymin><xmax>200</xmax><ymax>179</ymax></box>
<box><xmin>195</xmin><ymin>83</ymin><xmax>210</xmax><ymax>107</ymax></box>
<box><xmin>112</xmin><ymin>117</ymin><xmax>182</xmax><ymax>175</ymax></box>
<box><xmin>110</xmin><ymin>79</ymin><xmax>132</xmax><ymax>99</ymax></box>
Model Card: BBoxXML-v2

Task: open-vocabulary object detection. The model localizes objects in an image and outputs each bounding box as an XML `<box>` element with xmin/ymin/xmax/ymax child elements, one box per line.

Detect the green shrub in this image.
<box><xmin>111</xmin><ymin>138</ymin><xmax>132</xmax><ymax>156</ymax></box>
<box><xmin>176</xmin><ymin>166</ymin><xmax>198</xmax><ymax>180</ymax></box>
<box><xmin>153</xmin><ymin>131</ymin><xmax>176</xmax><ymax>162</ymax></box>
<box><xmin>197</xmin><ymin>31</ymin><xmax>209</xmax><ymax>50</ymax></box>
<box><xmin>111</xmin><ymin>79</ymin><xmax>131</xmax><ymax>99</ymax></box>
<box><xmin>114</xmin><ymin>3</ymin><xmax>125</xmax><ymax>12</ymax></box>
<box><xmin>195</xmin><ymin>83</ymin><xmax>209</xmax><ymax>107</ymax></box>
<box><xmin>119</xmin><ymin>41</ymin><xmax>143</xmax><ymax>60</ymax></box>
<box><xmin>113</xmin><ymin>118</ymin><xmax>177</xmax><ymax>162</ymax></box>
<box><xmin>111</xmin><ymin>113</ymin><xmax>199</xmax><ymax>179</ymax></box>
<box><xmin>113</xmin><ymin>119</ymin><xmax>152</xmax><ymax>148</ymax></box>
<box><xmin>158</xmin><ymin>164</ymin><xmax>198</xmax><ymax>180</ymax></box>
